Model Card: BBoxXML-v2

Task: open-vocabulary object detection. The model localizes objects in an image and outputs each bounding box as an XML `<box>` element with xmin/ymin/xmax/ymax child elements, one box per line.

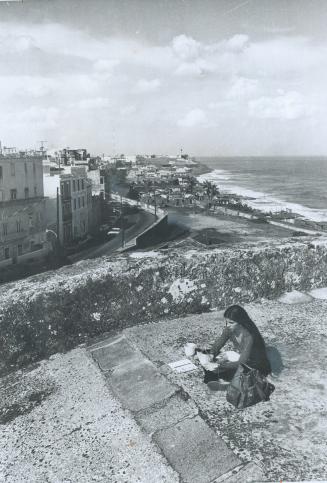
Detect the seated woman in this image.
<box><xmin>204</xmin><ymin>304</ymin><xmax>271</xmax><ymax>385</ymax></box>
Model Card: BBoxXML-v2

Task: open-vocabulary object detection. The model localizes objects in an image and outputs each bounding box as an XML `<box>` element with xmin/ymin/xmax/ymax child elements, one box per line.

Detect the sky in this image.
<box><xmin>1</xmin><ymin>0</ymin><xmax>327</xmax><ymax>156</ymax></box>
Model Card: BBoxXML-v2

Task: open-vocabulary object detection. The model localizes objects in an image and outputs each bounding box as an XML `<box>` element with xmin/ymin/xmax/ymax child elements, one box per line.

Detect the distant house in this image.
<box><xmin>215</xmin><ymin>195</ymin><xmax>230</xmax><ymax>206</ymax></box>
<box><xmin>184</xmin><ymin>193</ymin><xmax>194</xmax><ymax>205</ymax></box>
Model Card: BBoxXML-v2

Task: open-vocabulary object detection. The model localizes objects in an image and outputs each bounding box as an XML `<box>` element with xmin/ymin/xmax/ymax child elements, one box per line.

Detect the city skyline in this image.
<box><xmin>1</xmin><ymin>0</ymin><xmax>327</xmax><ymax>155</ymax></box>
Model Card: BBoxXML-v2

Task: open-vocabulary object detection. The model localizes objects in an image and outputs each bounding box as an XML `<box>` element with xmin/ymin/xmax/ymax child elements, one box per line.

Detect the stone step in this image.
<box><xmin>88</xmin><ymin>334</ymin><xmax>264</xmax><ymax>483</ymax></box>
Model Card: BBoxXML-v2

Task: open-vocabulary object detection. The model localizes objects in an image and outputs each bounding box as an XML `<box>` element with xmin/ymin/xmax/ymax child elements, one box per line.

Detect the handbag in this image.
<box><xmin>226</xmin><ymin>363</ymin><xmax>275</xmax><ymax>409</ymax></box>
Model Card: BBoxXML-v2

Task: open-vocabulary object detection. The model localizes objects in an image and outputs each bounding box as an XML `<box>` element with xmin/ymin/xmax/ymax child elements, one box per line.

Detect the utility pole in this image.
<box><xmin>153</xmin><ymin>189</ymin><xmax>157</xmax><ymax>217</ymax></box>
<box><xmin>120</xmin><ymin>194</ymin><xmax>125</xmax><ymax>248</ymax></box>
<box><xmin>56</xmin><ymin>187</ymin><xmax>60</xmax><ymax>256</ymax></box>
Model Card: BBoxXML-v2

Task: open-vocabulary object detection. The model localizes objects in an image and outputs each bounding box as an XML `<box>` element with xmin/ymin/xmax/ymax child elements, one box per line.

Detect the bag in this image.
<box><xmin>226</xmin><ymin>363</ymin><xmax>275</xmax><ymax>409</ymax></box>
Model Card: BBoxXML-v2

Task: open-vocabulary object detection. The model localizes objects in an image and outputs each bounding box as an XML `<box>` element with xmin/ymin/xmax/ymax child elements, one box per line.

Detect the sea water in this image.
<box><xmin>197</xmin><ymin>157</ymin><xmax>327</xmax><ymax>222</ymax></box>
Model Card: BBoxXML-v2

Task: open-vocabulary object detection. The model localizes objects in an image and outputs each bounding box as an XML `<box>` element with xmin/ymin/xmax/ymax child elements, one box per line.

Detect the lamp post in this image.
<box><xmin>120</xmin><ymin>194</ymin><xmax>125</xmax><ymax>248</ymax></box>
<box><xmin>153</xmin><ymin>189</ymin><xmax>157</xmax><ymax>217</ymax></box>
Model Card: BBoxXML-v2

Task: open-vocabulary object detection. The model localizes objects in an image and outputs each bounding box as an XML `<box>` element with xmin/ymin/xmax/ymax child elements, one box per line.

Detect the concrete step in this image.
<box><xmin>88</xmin><ymin>335</ymin><xmax>266</xmax><ymax>483</ymax></box>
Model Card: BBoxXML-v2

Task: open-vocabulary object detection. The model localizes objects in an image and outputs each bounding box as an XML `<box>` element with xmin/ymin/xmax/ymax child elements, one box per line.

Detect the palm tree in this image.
<box><xmin>203</xmin><ymin>180</ymin><xmax>219</xmax><ymax>200</ymax></box>
<box><xmin>187</xmin><ymin>176</ymin><xmax>197</xmax><ymax>194</ymax></box>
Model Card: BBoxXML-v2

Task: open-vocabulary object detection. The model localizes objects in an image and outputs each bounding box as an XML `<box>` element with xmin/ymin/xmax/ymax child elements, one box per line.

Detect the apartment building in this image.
<box><xmin>0</xmin><ymin>154</ymin><xmax>49</xmax><ymax>267</ymax></box>
<box><xmin>43</xmin><ymin>164</ymin><xmax>93</xmax><ymax>246</ymax></box>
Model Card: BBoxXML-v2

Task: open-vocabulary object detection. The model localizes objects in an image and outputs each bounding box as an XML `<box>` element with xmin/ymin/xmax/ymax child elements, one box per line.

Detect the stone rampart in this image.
<box><xmin>0</xmin><ymin>237</ymin><xmax>326</xmax><ymax>375</ymax></box>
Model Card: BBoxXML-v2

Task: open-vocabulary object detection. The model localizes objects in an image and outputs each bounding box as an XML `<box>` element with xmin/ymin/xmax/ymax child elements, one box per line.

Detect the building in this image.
<box><xmin>0</xmin><ymin>153</ymin><xmax>49</xmax><ymax>267</ymax></box>
<box><xmin>87</xmin><ymin>168</ymin><xmax>105</xmax><ymax>197</ymax></box>
<box><xmin>43</xmin><ymin>164</ymin><xmax>93</xmax><ymax>247</ymax></box>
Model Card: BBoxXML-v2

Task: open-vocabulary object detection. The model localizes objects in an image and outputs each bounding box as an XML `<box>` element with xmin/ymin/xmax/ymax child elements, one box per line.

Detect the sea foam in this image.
<box><xmin>198</xmin><ymin>169</ymin><xmax>327</xmax><ymax>222</ymax></box>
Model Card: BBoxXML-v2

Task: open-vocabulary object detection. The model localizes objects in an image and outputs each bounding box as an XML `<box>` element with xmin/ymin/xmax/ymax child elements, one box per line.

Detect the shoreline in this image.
<box><xmin>193</xmin><ymin>158</ymin><xmax>327</xmax><ymax>225</ymax></box>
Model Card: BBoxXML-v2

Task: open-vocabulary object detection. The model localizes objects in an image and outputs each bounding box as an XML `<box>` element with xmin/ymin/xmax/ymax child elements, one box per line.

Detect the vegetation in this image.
<box><xmin>202</xmin><ymin>180</ymin><xmax>219</xmax><ymax>199</ymax></box>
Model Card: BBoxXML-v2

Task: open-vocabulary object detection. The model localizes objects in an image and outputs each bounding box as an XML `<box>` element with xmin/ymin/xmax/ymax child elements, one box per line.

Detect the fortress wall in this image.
<box><xmin>0</xmin><ymin>238</ymin><xmax>326</xmax><ymax>375</ymax></box>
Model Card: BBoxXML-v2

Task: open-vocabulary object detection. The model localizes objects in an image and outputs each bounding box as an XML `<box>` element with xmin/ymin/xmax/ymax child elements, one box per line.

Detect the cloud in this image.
<box><xmin>0</xmin><ymin>20</ymin><xmax>326</xmax><ymax>154</ymax></box>
<box><xmin>75</xmin><ymin>97</ymin><xmax>111</xmax><ymax>109</ymax></box>
<box><xmin>172</xmin><ymin>35</ymin><xmax>201</xmax><ymax>61</ymax></box>
<box><xmin>0</xmin><ymin>34</ymin><xmax>35</xmax><ymax>53</ymax></box>
<box><xmin>135</xmin><ymin>78</ymin><xmax>161</xmax><ymax>93</ymax></box>
<box><xmin>227</xmin><ymin>76</ymin><xmax>259</xmax><ymax>99</ymax></box>
<box><xmin>14</xmin><ymin>106</ymin><xmax>59</xmax><ymax>129</ymax></box>
<box><xmin>178</xmin><ymin>109</ymin><xmax>207</xmax><ymax>127</ymax></box>
<box><xmin>93</xmin><ymin>59</ymin><xmax>120</xmax><ymax>79</ymax></box>
<box><xmin>120</xmin><ymin>105</ymin><xmax>137</xmax><ymax>116</ymax></box>
<box><xmin>248</xmin><ymin>91</ymin><xmax>312</xmax><ymax>120</ymax></box>
<box><xmin>175</xmin><ymin>59</ymin><xmax>215</xmax><ymax>77</ymax></box>
<box><xmin>224</xmin><ymin>34</ymin><xmax>250</xmax><ymax>52</ymax></box>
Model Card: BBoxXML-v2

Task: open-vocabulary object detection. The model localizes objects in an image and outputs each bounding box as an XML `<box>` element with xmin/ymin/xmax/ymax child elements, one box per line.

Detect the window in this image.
<box><xmin>0</xmin><ymin>166</ymin><xmax>3</xmax><ymax>181</ymax></box>
<box><xmin>82</xmin><ymin>196</ymin><xmax>85</xmax><ymax>207</ymax></box>
<box><xmin>81</xmin><ymin>179</ymin><xmax>85</xmax><ymax>190</ymax></box>
<box><xmin>77</xmin><ymin>179</ymin><xmax>80</xmax><ymax>191</ymax></box>
<box><xmin>2</xmin><ymin>223</ymin><xmax>8</xmax><ymax>236</ymax></box>
<box><xmin>73</xmin><ymin>180</ymin><xmax>76</xmax><ymax>192</ymax></box>
<box><xmin>74</xmin><ymin>199</ymin><xmax>76</xmax><ymax>210</ymax></box>
<box><xmin>11</xmin><ymin>163</ymin><xmax>15</xmax><ymax>176</ymax></box>
<box><xmin>16</xmin><ymin>221</ymin><xmax>22</xmax><ymax>233</ymax></box>
<box><xmin>100</xmin><ymin>177</ymin><xmax>104</xmax><ymax>184</ymax></box>
<box><xmin>24</xmin><ymin>188</ymin><xmax>29</xmax><ymax>199</ymax></box>
<box><xmin>0</xmin><ymin>190</ymin><xmax>4</xmax><ymax>201</ymax></box>
<box><xmin>78</xmin><ymin>197</ymin><xmax>81</xmax><ymax>208</ymax></box>
<box><xmin>18</xmin><ymin>244</ymin><xmax>23</xmax><ymax>256</ymax></box>
<box><xmin>4</xmin><ymin>247</ymin><xmax>10</xmax><ymax>259</ymax></box>
<box><xmin>10</xmin><ymin>189</ymin><xmax>17</xmax><ymax>200</ymax></box>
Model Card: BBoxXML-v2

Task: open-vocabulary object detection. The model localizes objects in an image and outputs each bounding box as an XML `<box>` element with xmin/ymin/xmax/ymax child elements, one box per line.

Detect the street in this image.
<box><xmin>68</xmin><ymin>209</ymin><xmax>156</xmax><ymax>262</ymax></box>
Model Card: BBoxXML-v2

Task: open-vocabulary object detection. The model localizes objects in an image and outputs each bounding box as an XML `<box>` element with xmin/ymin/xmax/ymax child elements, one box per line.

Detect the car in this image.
<box><xmin>99</xmin><ymin>224</ymin><xmax>111</xmax><ymax>232</ymax></box>
<box><xmin>107</xmin><ymin>227</ymin><xmax>121</xmax><ymax>236</ymax></box>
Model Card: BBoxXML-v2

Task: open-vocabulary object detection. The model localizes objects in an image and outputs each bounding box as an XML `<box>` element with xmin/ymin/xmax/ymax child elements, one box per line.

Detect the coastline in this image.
<box><xmin>193</xmin><ymin>158</ymin><xmax>327</xmax><ymax>224</ymax></box>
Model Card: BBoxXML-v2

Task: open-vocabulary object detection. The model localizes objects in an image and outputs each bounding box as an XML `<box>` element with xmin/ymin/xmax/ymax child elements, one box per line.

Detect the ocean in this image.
<box><xmin>197</xmin><ymin>157</ymin><xmax>327</xmax><ymax>222</ymax></box>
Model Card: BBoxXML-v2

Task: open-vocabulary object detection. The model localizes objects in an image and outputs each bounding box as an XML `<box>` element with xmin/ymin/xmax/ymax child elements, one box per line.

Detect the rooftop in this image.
<box><xmin>1</xmin><ymin>289</ymin><xmax>326</xmax><ymax>482</ymax></box>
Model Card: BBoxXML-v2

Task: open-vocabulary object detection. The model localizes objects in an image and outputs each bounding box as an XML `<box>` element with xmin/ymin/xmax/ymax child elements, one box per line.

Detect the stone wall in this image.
<box><xmin>136</xmin><ymin>214</ymin><xmax>168</xmax><ymax>248</ymax></box>
<box><xmin>0</xmin><ymin>237</ymin><xmax>326</xmax><ymax>375</ymax></box>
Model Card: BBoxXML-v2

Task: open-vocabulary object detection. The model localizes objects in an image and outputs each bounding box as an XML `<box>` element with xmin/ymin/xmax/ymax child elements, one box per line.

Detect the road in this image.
<box><xmin>68</xmin><ymin>209</ymin><xmax>156</xmax><ymax>262</ymax></box>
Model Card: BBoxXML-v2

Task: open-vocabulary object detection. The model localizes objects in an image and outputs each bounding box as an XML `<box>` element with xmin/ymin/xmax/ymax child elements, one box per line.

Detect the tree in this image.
<box><xmin>203</xmin><ymin>180</ymin><xmax>219</xmax><ymax>200</ymax></box>
<box><xmin>187</xmin><ymin>176</ymin><xmax>197</xmax><ymax>194</ymax></box>
<box><xmin>127</xmin><ymin>183</ymin><xmax>140</xmax><ymax>201</ymax></box>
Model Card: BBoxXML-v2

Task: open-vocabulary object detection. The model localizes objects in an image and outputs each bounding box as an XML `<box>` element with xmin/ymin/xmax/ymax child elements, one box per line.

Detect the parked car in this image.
<box><xmin>107</xmin><ymin>227</ymin><xmax>121</xmax><ymax>239</ymax></box>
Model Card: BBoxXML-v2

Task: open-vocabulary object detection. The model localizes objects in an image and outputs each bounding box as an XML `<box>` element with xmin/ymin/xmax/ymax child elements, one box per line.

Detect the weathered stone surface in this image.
<box><xmin>308</xmin><ymin>285</ymin><xmax>327</xmax><ymax>299</ymax></box>
<box><xmin>125</xmin><ymin>300</ymin><xmax>327</xmax><ymax>482</ymax></box>
<box><xmin>90</xmin><ymin>335</ymin><xmax>139</xmax><ymax>371</ymax></box>
<box><xmin>278</xmin><ymin>289</ymin><xmax>313</xmax><ymax>304</ymax></box>
<box><xmin>109</xmin><ymin>357</ymin><xmax>178</xmax><ymax>412</ymax></box>
<box><xmin>214</xmin><ymin>462</ymin><xmax>267</xmax><ymax>482</ymax></box>
<box><xmin>0</xmin><ymin>349</ymin><xmax>179</xmax><ymax>483</ymax></box>
<box><xmin>153</xmin><ymin>415</ymin><xmax>240</xmax><ymax>483</ymax></box>
<box><xmin>1</xmin><ymin>238</ymin><xmax>327</xmax><ymax>374</ymax></box>
<box><xmin>135</xmin><ymin>393</ymin><xmax>199</xmax><ymax>433</ymax></box>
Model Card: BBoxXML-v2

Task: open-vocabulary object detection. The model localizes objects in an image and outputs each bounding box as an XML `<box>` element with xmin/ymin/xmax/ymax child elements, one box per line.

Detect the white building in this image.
<box><xmin>43</xmin><ymin>163</ymin><xmax>92</xmax><ymax>246</ymax></box>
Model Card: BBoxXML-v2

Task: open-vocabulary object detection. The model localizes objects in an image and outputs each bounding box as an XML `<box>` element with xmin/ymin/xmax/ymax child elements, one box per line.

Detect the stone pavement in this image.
<box><xmin>123</xmin><ymin>291</ymin><xmax>327</xmax><ymax>482</ymax></box>
<box><xmin>0</xmin><ymin>348</ymin><xmax>179</xmax><ymax>483</ymax></box>
<box><xmin>2</xmin><ymin>289</ymin><xmax>325</xmax><ymax>482</ymax></box>
<box><xmin>89</xmin><ymin>335</ymin><xmax>266</xmax><ymax>483</ymax></box>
